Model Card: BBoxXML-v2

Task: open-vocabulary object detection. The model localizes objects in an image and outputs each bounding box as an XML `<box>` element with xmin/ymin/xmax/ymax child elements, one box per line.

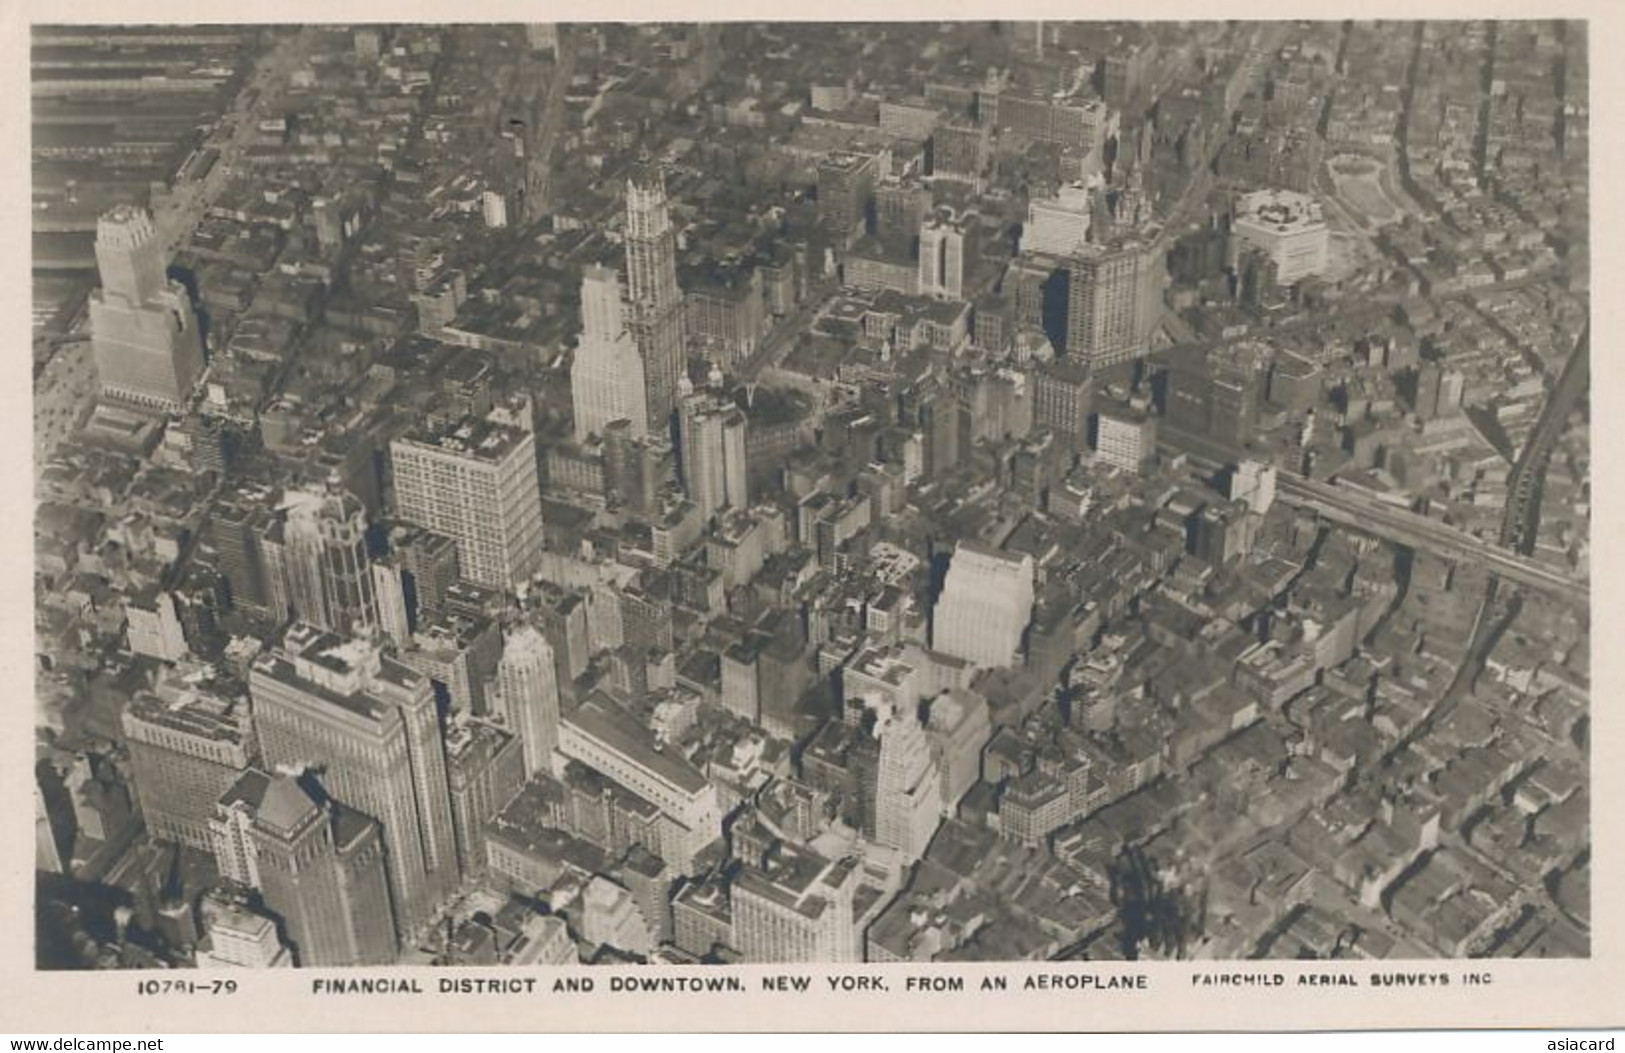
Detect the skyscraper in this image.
<box><xmin>917</xmin><ymin>211</ymin><xmax>966</xmax><ymax>301</ymax></box>
<box><xmin>931</xmin><ymin>541</ymin><xmax>1035</xmax><ymax>669</ymax></box>
<box><xmin>722</xmin><ymin>407</ymin><xmax>748</xmax><ymax>512</ymax></box>
<box><xmin>125</xmin><ymin>588</ymin><xmax>189</xmax><ymax>663</ymax></box>
<box><xmin>494</xmin><ymin>623</ymin><xmax>562</xmax><ymax>779</ymax></box>
<box><xmin>121</xmin><ymin>665</ymin><xmax>258</xmax><ymax>851</ymax></box>
<box><xmin>624</xmin><ymin>165</ymin><xmax>688</xmax><ymax>425</ymax></box>
<box><xmin>394</xmin><ymin>527</ymin><xmax>461</xmax><ymax>625</ymax></box>
<box><xmin>678</xmin><ymin>392</ymin><xmax>749</xmax><ymax>522</ymax></box>
<box><xmin>278</xmin><ymin>476</ymin><xmax>379</xmax><ymax>638</ymax></box>
<box><xmin>1065</xmin><ymin>238</ymin><xmax>1165</xmax><ymax>369</ymax></box>
<box><xmin>371</xmin><ymin>560</ymin><xmax>412</xmax><ymax>647</ymax></box>
<box><xmin>1415</xmin><ymin>362</ymin><xmax>1465</xmax><ymax>421</ymax></box>
<box><xmin>443</xmin><ymin>714</ymin><xmax>525</xmax><ymax>878</ymax></box>
<box><xmin>1092</xmin><ymin>409</ymin><xmax>1158</xmax><ymax>473</ymax></box>
<box><xmin>872</xmin><ymin>700</ymin><xmax>943</xmax><ymax>863</ymax></box>
<box><xmin>930</xmin><ymin>121</ymin><xmax>988</xmax><ymax>188</ymax></box>
<box><xmin>570</xmin><ymin>265</ymin><xmax>650</xmax><ymax>443</ymax></box>
<box><xmin>244</xmin><ymin>772</ymin><xmax>398</xmax><ymax>967</ymax></box>
<box><xmin>210</xmin><ymin>769</ymin><xmax>268</xmax><ymax>889</ymax></box>
<box><xmin>817</xmin><ymin>150</ymin><xmax>878</xmax><ymax>251</ymax></box>
<box><xmin>924</xmin><ymin>689</ymin><xmax>991</xmax><ymax>814</ymax></box>
<box><xmin>206</xmin><ymin>497</ymin><xmax>271</xmax><ymax>618</ymax></box>
<box><xmin>88</xmin><ymin>205</ymin><xmax>205</xmax><ymax>414</ymax></box>
<box><xmin>1032</xmin><ymin>359</ymin><xmax>1093</xmax><ymax>452</ymax></box>
<box><xmin>248</xmin><ymin>624</ymin><xmax>459</xmax><ymax>939</ymax></box>
<box><xmin>601</xmin><ymin>418</ymin><xmax>650</xmax><ymax>513</ymax></box>
<box><xmin>390</xmin><ymin>416</ymin><xmax>546</xmax><ymax>592</ymax></box>
<box><xmin>874</xmin><ymin>179</ymin><xmax>929</xmax><ymax>255</ymax></box>
<box><xmin>1166</xmin><ymin>341</ymin><xmax>1271</xmax><ymax>447</ymax></box>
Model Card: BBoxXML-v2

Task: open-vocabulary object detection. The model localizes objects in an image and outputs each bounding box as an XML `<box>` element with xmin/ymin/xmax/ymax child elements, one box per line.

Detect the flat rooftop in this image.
<box><xmin>565</xmin><ymin>693</ymin><xmax>710</xmax><ymax>796</ymax></box>
<box><xmin>397</xmin><ymin>414</ymin><xmax>529</xmax><ymax>463</ymax></box>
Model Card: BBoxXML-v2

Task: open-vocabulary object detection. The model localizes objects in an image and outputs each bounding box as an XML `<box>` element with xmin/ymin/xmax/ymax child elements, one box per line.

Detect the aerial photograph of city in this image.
<box><xmin>31</xmin><ymin>20</ymin><xmax>1590</xmax><ymax>970</ymax></box>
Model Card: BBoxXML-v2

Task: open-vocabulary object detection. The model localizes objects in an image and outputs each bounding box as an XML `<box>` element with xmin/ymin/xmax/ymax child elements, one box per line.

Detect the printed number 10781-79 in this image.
<box><xmin>135</xmin><ymin>978</ymin><xmax>239</xmax><ymax>995</ymax></box>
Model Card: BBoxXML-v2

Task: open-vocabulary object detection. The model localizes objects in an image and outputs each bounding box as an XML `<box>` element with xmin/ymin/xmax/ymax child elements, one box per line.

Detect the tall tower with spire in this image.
<box><xmin>623</xmin><ymin>164</ymin><xmax>688</xmax><ymax>425</ymax></box>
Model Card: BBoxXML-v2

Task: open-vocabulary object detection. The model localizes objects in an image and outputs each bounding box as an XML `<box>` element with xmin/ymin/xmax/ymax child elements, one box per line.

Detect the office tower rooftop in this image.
<box><xmin>732</xmin><ymin>841</ymin><xmax>860</xmax><ymax>963</ymax></box>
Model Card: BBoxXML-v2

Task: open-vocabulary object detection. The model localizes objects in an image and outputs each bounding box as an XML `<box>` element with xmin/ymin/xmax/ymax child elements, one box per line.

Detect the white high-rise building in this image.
<box><xmin>932</xmin><ymin>541</ymin><xmax>1035</xmax><ymax>668</ymax></box>
<box><xmin>197</xmin><ymin>899</ymin><xmax>290</xmax><ymax>968</ymax></box>
<box><xmin>125</xmin><ymin>590</ymin><xmax>188</xmax><ymax>662</ymax></box>
<box><xmin>495</xmin><ymin>623</ymin><xmax>562</xmax><ymax>779</ymax></box>
<box><xmin>1231</xmin><ymin>189</ymin><xmax>1330</xmax><ymax>286</ymax></box>
<box><xmin>89</xmin><ymin>205</ymin><xmax>206</xmax><ymax>414</ymax></box>
<box><xmin>1092</xmin><ymin>409</ymin><xmax>1157</xmax><ymax>473</ymax></box>
<box><xmin>570</xmin><ymin>266</ymin><xmax>649</xmax><ymax>443</ymax></box>
<box><xmin>624</xmin><ymin>165</ymin><xmax>688</xmax><ymax>424</ymax></box>
<box><xmin>678</xmin><ymin>393</ymin><xmax>749</xmax><ymax>521</ymax></box>
<box><xmin>1228</xmin><ymin>459</ymin><xmax>1277</xmax><ymax>516</ymax></box>
<box><xmin>95</xmin><ymin>205</ymin><xmax>166</xmax><ymax>304</ymax></box>
<box><xmin>372</xmin><ymin>561</ymin><xmax>412</xmax><ymax>647</ymax></box>
<box><xmin>917</xmin><ymin>212</ymin><xmax>966</xmax><ymax>300</ymax></box>
<box><xmin>481</xmin><ymin>189</ymin><xmax>509</xmax><ymax>229</ymax></box>
<box><xmin>871</xmin><ymin>700</ymin><xmax>943</xmax><ymax>864</ymax></box>
<box><xmin>390</xmin><ymin>416</ymin><xmax>545</xmax><ymax>591</ymax></box>
<box><xmin>1066</xmin><ymin>237</ymin><xmax>1166</xmax><ymax>370</ymax></box>
<box><xmin>1020</xmin><ymin>181</ymin><xmax>1094</xmax><ymax>257</ymax></box>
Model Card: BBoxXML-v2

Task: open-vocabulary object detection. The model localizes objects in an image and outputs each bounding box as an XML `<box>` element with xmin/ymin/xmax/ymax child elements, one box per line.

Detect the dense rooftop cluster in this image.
<box><xmin>32</xmin><ymin>19</ymin><xmax>1587</xmax><ymax>970</ymax></box>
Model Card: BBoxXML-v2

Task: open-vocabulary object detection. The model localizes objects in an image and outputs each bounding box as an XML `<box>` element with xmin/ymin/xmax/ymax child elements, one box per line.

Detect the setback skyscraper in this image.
<box><xmin>248</xmin><ymin>624</ymin><xmax>460</xmax><ymax>939</ymax></box>
<box><xmin>570</xmin><ymin>265</ymin><xmax>650</xmax><ymax>443</ymax></box>
<box><xmin>494</xmin><ymin>622</ymin><xmax>563</xmax><ymax>779</ymax></box>
<box><xmin>931</xmin><ymin>541</ymin><xmax>1035</xmax><ymax>669</ymax></box>
<box><xmin>239</xmin><ymin>771</ymin><xmax>398</xmax><ymax>967</ymax></box>
<box><xmin>623</xmin><ymin>164</ymin><xmax>688</xmax><ymax>426</ymax></box>
<box><xmin>678</xmin><ymin>391</ymin><xmax>750</xmax><ymax>522</ymax></box>
<box><xmin>872</xmin><ymin>699</ymin><xmax>943</xmax><ymax>864</ymax></box>
<box><xmin>89</xmin><ymin>205</ymin><xmax>206</xmax><ymax>414</ymax></box>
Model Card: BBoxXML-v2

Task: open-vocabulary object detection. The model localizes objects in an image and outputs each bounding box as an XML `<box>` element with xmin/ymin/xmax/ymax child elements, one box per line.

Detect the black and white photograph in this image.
<box><xmin>13</xmin><ymin>8</ymin><xmax>1613</xmax><ymax>1034</ymax></box>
